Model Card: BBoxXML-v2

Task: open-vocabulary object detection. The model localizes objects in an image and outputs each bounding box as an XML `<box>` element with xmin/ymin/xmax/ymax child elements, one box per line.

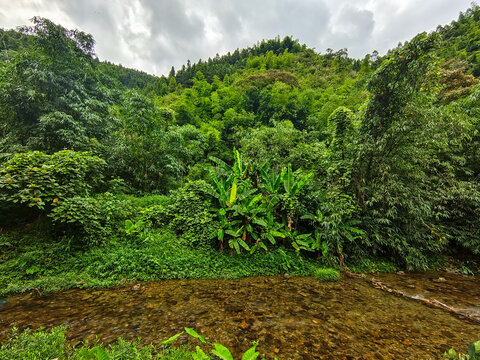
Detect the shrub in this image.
<box><xmin>0</xmin><ymin>326</ymin><xmax>66</xmax><ymax>360</ymax></box>
<box><xmin>0</xmin><ymin>150</ymin><xmax>106</xmax><ymax>210</ymax></box>
<box><xmin>166</xmin><ymin>180</ymin><xmax>218</xmax><ymax>248</ymax></box>
<box><xmin>314</xmin><ymin>268</ymin><xmax>340</xmax><ymax>281</ymax></box>
<box><xmin>49</xmin><ymin>192</ymin><xmax>134</xmax><ymax>244</ymax></box>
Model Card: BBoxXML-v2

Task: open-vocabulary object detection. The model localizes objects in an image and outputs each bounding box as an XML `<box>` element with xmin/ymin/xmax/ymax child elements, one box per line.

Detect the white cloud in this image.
<box><xmin>0</xmin><ymin>0</ymin><xmax>474</xmax><ymax>75</ymax></box>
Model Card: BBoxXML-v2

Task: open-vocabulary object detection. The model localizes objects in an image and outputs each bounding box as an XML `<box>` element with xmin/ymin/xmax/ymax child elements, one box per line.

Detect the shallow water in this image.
<box><xmin>1</xmin><ymin>274</ymin><xmax>479</xmax><ymax>359</ymax></box>
<box><xmin>373</xmin><ymin>271</ymin><xmax>480</xmax><ymax>321</ymax></box>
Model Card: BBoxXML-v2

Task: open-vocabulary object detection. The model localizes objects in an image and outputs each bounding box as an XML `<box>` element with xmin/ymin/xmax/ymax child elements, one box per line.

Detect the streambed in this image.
<box><xmin>1</xmin><ymin>273</ymin><xmax>479</xmax><ymax>359</ymax></box>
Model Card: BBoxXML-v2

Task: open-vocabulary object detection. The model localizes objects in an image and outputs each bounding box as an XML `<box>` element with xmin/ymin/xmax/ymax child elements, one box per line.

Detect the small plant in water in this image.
<box><xmin>313</xmin><ymin>268</ymin><xmax>340</xmax><ymax>281</ymax></box>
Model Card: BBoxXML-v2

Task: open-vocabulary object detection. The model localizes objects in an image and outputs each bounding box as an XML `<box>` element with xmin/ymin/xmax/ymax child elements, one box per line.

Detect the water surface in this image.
<box><xmin>1</xmin><ymin>274</ymin><xmax>479</xmax><ymax>359</ymax></box>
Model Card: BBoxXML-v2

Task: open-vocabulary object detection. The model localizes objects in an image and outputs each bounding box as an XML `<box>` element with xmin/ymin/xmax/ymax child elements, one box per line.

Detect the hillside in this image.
<box><xmin>0</xmin><ymin>5</ymin><xmax>479</xmax><ymax>298</ymax></box>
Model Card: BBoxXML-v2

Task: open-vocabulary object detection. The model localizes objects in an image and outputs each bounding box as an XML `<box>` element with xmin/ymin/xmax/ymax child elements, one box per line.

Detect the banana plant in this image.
<box><xmin>280</xmin><ymin>229</ymin><xmax>314</xmax><ymax>252</ymax></box>
<box><xmin>231</xmin><ymin>191</ymin><xmax>264</xmax><ymax>248</ymax></box>
<box><xmin>251</xmin><ymin>209</ymin><xmax>285</xmax><ymax>252</ymax></box>
<box><xmin>209</xmin><ymin>147</ymin><xmax>249</xmax><ymax>180</ymax></box>
<box><xmin>205</xmin><ymin>167</ymin><xmax>236</xmax><ymax>208</ymax></box>
<box><xmin>259</xmin><ymin>162</ymin><xmax>286</xmax><ymax>195</ymax></box>
<box><xmin>207</xmin><ymin>155</ymin><xmax>261</xmax><ymax>253</ymax></box>
<box><xmin>210</xmin><ymin>207</ymin><xmax>243</xmax><ymax>252</ymax></box>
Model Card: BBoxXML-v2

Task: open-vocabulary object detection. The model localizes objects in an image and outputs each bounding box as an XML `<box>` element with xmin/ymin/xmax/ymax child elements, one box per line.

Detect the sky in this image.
<box><xmin>0</xmin><ymin>0</ymin><xmax>475</xmax><ymax>76</ymax></box>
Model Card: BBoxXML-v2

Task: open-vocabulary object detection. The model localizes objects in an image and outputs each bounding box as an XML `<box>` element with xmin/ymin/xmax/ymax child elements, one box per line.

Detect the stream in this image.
<box><xmin>1</xmin><ymin>272</ymin><xmax>479</xmax><ymax>359</ymax></box>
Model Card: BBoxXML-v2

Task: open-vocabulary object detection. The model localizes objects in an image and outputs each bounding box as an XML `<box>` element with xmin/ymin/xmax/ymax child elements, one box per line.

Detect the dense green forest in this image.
<box><xmin>1</xmin><ymin>6</ymin><xmax>480</xmax><ymax>296</ymax></box>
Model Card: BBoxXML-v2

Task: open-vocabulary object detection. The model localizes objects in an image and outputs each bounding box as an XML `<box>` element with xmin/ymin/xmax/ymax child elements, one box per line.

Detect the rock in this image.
<box><xmin>284</xmin><ymin>273</ymin><xmax>290</xmax><ymax>279</ymax></box>
<box><xmin>239</xmin><ymin>320</ymin><xmax>249</xmax><ymax>329</ymax></box>
<box><xmin>434</xmin><ymin>277</ymin><xmax>447</xmax><ymax>283</ymax></box>
<box><xmin>397</xmin><ymin>271</ymin><xmax>405</xmax><ymax>275</ymax></box>
<box><xmin>132</xmin><ymin>284</ymin><xmax>141</xmax><ymax>291</ymax></box>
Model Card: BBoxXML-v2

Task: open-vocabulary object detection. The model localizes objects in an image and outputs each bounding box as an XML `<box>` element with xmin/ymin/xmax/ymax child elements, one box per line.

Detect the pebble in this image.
<box><xmin>132</xmin><ymin>284</ymin><xmax>141</xmax><ymax>291</ymax></box>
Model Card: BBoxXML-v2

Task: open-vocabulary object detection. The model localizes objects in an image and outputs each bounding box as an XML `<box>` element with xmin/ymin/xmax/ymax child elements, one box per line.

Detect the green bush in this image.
<box><xmin>0</xmin><ymin>229</ymin><xmax>317</xmax><ymax>297</ymax></box>
<box><xmin>49</xmin><ymin>193</ymin><xmax>134</xmax><ymax>244</ymax></box>
<box><xmin>0</xmin><ymin>325</ymin><xmax>194</xmax><ymax>359</ymax></box>
<box><xmin>313</xmin><ymin>268</ymin><xmax>340</xmax><ymax>281</ymax></box>
<box><xmin>0</xmin><ymin>326</ymin><xmax>66</xmax><ymax>360</ymax></box>
<box><xmin>0</xmin><ymin>150</ymin><xmax>106</xmax><ymax>210</ymax></box>
<box><xmin>166</xmin><ymin>180</ymin><xmax>219</xmax><ymax>248</ymax></box>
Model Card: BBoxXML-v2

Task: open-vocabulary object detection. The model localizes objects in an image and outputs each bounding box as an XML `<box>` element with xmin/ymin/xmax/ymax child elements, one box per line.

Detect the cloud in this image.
<box><xmin>0</xmin><ymin>0</ymin><xmax>474</xmax><ymax>75</ymax></box>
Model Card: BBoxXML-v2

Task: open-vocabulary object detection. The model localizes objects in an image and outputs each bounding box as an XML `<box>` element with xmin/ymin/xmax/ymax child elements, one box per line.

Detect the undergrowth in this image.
<box><xmin>0</xmin><ymin>226</ymin><xmax>319</xmax><ymax>297</ymax></box>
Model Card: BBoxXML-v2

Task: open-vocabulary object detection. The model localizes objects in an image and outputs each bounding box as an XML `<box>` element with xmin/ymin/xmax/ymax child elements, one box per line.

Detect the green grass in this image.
<box><xmin>313</xmin><ymin>268</ymin><xmax>340</xmax><ymax>281</ymax></box>
<box><xmin>0</xmin><ymin>227</ymin><xmax>319</xmax><ymax>297</ymax></box>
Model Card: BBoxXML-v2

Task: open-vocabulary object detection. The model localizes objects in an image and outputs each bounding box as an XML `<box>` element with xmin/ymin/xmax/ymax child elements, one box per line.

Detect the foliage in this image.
<box><xmin>0</xmin><ymin>228</ymin><xmax>316</xmax><ymax>297</ymax></box>
<box><xmin>0</xmin><ymin>326</ymin><xmax>66</xmax><ymax>360</ymax></box>
<box><xmin>165</xmin><ymin>180</ymin><xmax>218</xmax><ymax>248</ymax></box>
<box><xmin>313</xmin><ymin>268</ymin><xmax>340</xmax><ymax>281</ymax></box>
<box><xmin>0</xmin><ymin>150</ymin><xmax>105</xmax><ymax>210</ymax></box>
<box><xmin>0</xmin><ymin>325</ymin><xmax>194</xmax><ymax>359</ymax></box>
<box><xmin>0</xmin><ymin>325</ymin><xmax>281</xmax><ymax>360</ymax></box>
<box><xmin>162</xmin><ymin>327</ymin><xmax>264</xmax><ymax>360</ymax></box>
<box><xmin>49</xmin><ymin>193</ymin><xmax>134</xmax><ymax>244</ymax></box>
<box><xmin>1</xmin><ymin>6</ymin><xmax>480</xmax><ymax>276</ymax></box>
<box><xmin>0</xmin><ymin>17</ymin><xmax>112</xmax><ymax>156</ymax></box>
<box><xmin>443</xmin><ymin>340</ymin><xmax>480</xmax><ymax>360</ymax></box>
<box><xmin>301</xmin><ymin>193</ymin><xmax>364</xmax><ymax>266</ymax></box>
<box><xmin>207</xmin><ymin>148</ymin><xmax>313</xmax><ymax>254</ymax></box>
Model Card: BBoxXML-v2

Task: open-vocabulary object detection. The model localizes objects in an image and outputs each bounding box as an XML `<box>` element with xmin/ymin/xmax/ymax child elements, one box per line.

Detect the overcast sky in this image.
<box><xmin>0</xmin><ymin>0</ymin><xmax>475</xmax><ymax>76</ymax></box>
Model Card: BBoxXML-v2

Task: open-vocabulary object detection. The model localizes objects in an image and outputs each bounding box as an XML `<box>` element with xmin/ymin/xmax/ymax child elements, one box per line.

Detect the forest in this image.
<box><xmin>1</xmin><ymin>4</ymin><xmax>480</xmax><ymax>359</ymax></box>
<box><xmin>1</xmin><ymin>6</ymin><xmax>480</xmax><ymax>294</ymax></box>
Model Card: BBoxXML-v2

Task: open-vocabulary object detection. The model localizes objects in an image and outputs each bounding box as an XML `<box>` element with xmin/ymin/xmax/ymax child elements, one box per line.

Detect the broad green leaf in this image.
<box><xmin>211</xmin><ymin>343</ymin><xmax>234</xmax><ymax>360</ymax></box>
<box><xmin>247</xmin><ymin>194</ymin><xmax>263</xmax><ymax>210</ymax></box>
<box><xmin>238</xmin><ymin>238</ymin><xmax>250</xmax><ymax>251</ymax></box>
<box><xmin>159</xmin><ymin>331</ymin><xmax>184</xmax><ymax>346</ymax></box>
<box><xmin>468</xmin><ymin>340</ymin><xmax>480</xmax><ymax>359</ymax></box>
<box><xmin>253</xmin><ymin>219</ymin><xmax>267</xmax><ymax>227</ymax></box>
<box><xmin>209</xmin><ymin>155</ymin><xmax>232</xmax><ymax>173</ymax></box>
<box><xmin>232</xmin><ymin>239</ymin><xmax>240</xmax><ymax>253</ymax></box>
<box><xmin>295</xmin><ymin>172</ymin><xmax>314</xmax><ymax>194</ymax></box>
<box><xmin>344</xmin><ymin>226</ymin><xmax>364</xmax><ymax>235</ymax></box>
<box><xmin>124</xmin><ymin>219</ymin><xmax>133</xmax><ymax>231</ymax></box>
<box><xmin>226</xmin><ymin>229</ymin><xmax>237</xmax><ymax>237</ymax></box>
<box><xmin>229</xmin><ymin>180</ymin><xmax>238</xmax><ymax>205</ymax></box>
<box><xmin>284</xmin><ymin>164</ymin><xmax>293</xmax><ymax>193</ymax></box>
<box><xmin>241</xmin><ymin>344</ymin><xmax>259</xmax><ymax>360</ymax></box>
<box><xmin>274</xmin><ymin>167</ymin><xmax>286</xmax><ymax>192</ymax></box>
<box><xmin>185</xmin><ymin>327</ymin><xmax>208</xmax><ymax>344</ymax></box>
